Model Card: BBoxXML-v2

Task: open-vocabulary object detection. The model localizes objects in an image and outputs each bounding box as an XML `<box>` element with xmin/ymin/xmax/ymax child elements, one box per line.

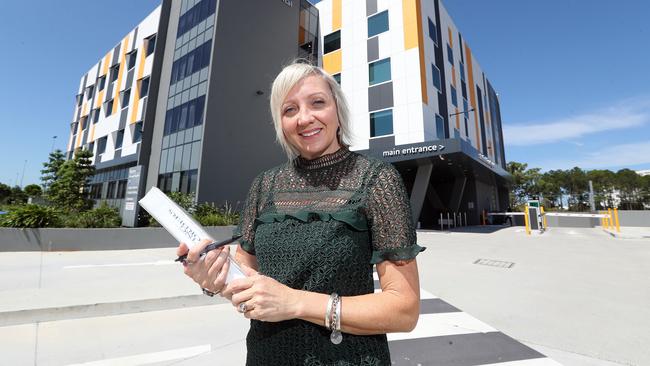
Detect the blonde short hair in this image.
<box><xmin>270</xmin><ymin>61</ymin><xmax>353</xmax><ymax>160</ymax></box>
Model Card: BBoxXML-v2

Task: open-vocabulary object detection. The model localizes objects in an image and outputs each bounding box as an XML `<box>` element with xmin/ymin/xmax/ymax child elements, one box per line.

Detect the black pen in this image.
<box><xmin>175</xmin><ymin>235</ymin><xmax>242</xmax><ymax>264</ymax></box>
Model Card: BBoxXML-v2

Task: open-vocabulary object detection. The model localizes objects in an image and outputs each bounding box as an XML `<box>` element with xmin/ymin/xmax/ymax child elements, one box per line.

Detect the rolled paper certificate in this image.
<box><xmin>139</xmin><ymin>187</ymin><xmax>245</xmax><ymax>283</ymax></box>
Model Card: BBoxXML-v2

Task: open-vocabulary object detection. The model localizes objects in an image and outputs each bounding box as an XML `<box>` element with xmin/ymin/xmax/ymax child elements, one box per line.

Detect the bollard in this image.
<box><xmin>454</xmin><ymin>212</ymin><xmax>457</xmax><ymax>227</ymax></box>
<box><xmin>447</xmin><ymin>212</ymin><xmax>450</xmax><ymax>230</ymax></box>
<box><xmin>541</xmin><ymin>206</ymin><xmax>547</xmax><ymax>229</ymax></box>
<box><xmin>607</xmin><ymin>208</ymin><xmax>613</xmax><ymax>231</ymax></box>
<box><xmin>440</xmin><ymin>212</ymin><xmax>443</xmax><ymax>231</ymax></box>
<box><xmin>614</xmin><ymin>208</ymin><xmax>620</xmax><ymax>233</ymax></box>
<box><xmin>464</xmin><ymin>212</ymin><xmax>467</xmax><ymax>226</ymax></box>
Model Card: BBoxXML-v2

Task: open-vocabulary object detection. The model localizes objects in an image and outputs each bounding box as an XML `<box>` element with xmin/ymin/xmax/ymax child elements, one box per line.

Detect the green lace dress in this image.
<box><xmin>234</xmin><ymin>148</ymin><xmax>425</xmax><ymax>366</ymax></box>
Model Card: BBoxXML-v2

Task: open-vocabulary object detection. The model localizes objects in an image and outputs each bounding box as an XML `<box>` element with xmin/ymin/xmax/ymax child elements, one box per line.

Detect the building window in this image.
<box><xmin>85</xmin><ymin>85</ymin><xmax>95</xmax><ymax>100</ymax></box>
<box><xmin>80</xmin><ymin>116</ymin><xmax>88</xmax><ymax>131</ymax></box>
<box><xmin>459</xmin><ymin>62</ymin><xmax>465</xmax><ymax>81</ymax></box>
<box><xmin>369</xmin><ymin>58</ymin><xmax>391</xmax><ymax>85</ymax></box>
<box><xmin>105</xmin><ymin>99</ymin><xmax>114</xmax><ymax>117</ymax></box>
<box><xmin>435</xmin><ymin>114</ymin><xmax>445</xmax><ymax>139</ymax></box>
<box><xmin>324</xmin><ymin>30</ymin><xmax>341</xmax><ymax>54</ymax></box>
<box><xmin>370</xmin><ymin>109</ymin><xmax>393</xmax><ymax>137</ymax></box>
<box><xmin>97</xmin><ymin>75</ymin><xmax>106</xmax><ymax>91</ymax></box>
<box><xmin>121</xmin><ymin>89</ymin><xmax>131</xmax><ymax>108</ymax></box>
<box><xmin>110</xmin><ymin>65</ymin><xmax>120</xmax><ymax>83</ymax></box>
<box><xmin>116</xmin><ymin>179</ymin><xmax>128</xmax><ymax>199</ymax></box>
<box><xmin>97</xmin><ymin>136</ymin><xmax>107</xmax><ymax>155</ymax></box>
<box><xmin>170</xmin><ymin>41</ymin><xmax>211</xmax><ymax>84</ymax></box>
<box><xmin>89</xmin><ymin>183</ymin><xmax>103</xmax><ymax>199</ymax></box>
<box><xmin>447</xmin><ymin>44</ymin><xmax>454</xmax><ymax>64</ymax></box>
<box><xmin>72</xmin><ymin>122</ymin><xmax>79</xmax><ymax>135</ymax></box>
<box><xmin>157</xmin><ymin>173</ymin><xmax>173</xmax><ymax>193</ymax></box>
<box><xmin>431</xmin><ymin>64</ymin><xmax>441</xmax><ymax>92</ymax></box>
<box><xmin>428</xmin><ymin>18</ymin><xmax>437</xmax><ymax>44</ymax></box>
<box><xmin>88</xmin><ymin>142</ymin><xmax>94</xmax><ymax>155</ymax></box>
<box><xmin>133</xmin><ymin>121</ymin><xmax>143</xmax><ymax>143</ymax></box>
<box><xmin>368</xmin><ymin>10</ymin><xmax>389</xmax><ymax>38</ymax></box>
<box><xmin>163</xmin><ymin>95</ymin><xmax>206</xmax><ymax>136</ymax></box>
<box><xmin>106</xmin><ymin>181</ymin><xmax>116</xmax><ymax>199</ymax></box>
<box><xmin>139</xmin><ymin>77</ymin><xmax>150</xmax><ymax>98</ymax></box>
<box><xmin>115</xmin><ymin>129</ymin><xmax>124</xmax><ymax>150</ymax></box>
<box><xmin>177</xmin><ymin>0</ymin><xmax>217</xmax><ymax>38</ymax></box>
<box><xmin>92</xmin><ymin>108</ymin><xmax>100</xmax><ymax>123</ymax></box>
<box><xmin>76</xmin><ymin>94</ymin><xmax>83</xmax><ymax>106</ymax></box>
<box><xmin>332</xmin><ymin>73</ymin><xmax>341</xmax><ymax>84</ymax></box>
<box><xmin>451</xmin><ymin>85</ymin><xmax>458</xmax><ymax>107</ymax></box>
<box><xmin>126</xmin><ymin>50</ymin><xmax>137</xmax><ymax>70</ymax></box>
<box><xmin>146</xmin><ymin>35</ymin><xmax>156</xmax><ymax>56</ymax></box>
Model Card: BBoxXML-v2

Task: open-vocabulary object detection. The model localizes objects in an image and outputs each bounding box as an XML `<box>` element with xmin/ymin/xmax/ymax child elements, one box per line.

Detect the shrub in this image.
<box><xmin>0</xmin><ymin>204</ymin><xmax>62</xmax><ymax>228</ymax></box>
<box><xmin>66</xmin><ymin>202</ymin><xmax>122</xmax><ymax>228</ymax></box>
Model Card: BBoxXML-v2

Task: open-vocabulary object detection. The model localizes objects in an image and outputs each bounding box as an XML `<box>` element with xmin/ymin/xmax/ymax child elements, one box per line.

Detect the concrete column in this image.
<box><xmin>410</xmin><ymin>161</ymin><xmax>433</xmax><ymax>223</ymax></box>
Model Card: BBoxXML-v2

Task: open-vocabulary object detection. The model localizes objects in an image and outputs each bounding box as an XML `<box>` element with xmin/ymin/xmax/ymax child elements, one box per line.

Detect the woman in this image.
<box><xmin>177</xmin><ymin>61</ymin><xmax>425</xmax><ymax>365</ymax></box>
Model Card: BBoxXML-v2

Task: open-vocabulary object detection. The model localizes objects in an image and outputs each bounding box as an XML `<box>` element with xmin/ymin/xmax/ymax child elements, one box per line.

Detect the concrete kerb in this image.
<box><xmin>0</xmin><ymin>294</ymin><xmax>227</xmax><ymax>327</ymax></box>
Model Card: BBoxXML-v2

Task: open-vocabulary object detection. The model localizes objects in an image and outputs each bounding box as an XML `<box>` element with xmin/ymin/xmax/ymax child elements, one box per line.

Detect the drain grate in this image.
<box><xmin>474</xmin><ymin>258</ymin><xmax>515</xmax><ymax>269</ymax></box>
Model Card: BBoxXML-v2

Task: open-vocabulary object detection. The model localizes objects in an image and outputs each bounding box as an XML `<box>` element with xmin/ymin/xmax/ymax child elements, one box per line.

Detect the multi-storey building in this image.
<box><xmin>69</xmin><ymin>7</ymin><xmax>161</xmax><ymax>217</ymax></box>
<box><xmin>67</xmin><ymin>0</ymin><xmax>317</xmax><ymax>226</ymax></box>
<box><xmin>315</xmin><ymin>0</ymin><xmax>510</xmax><ymax>226</ymax></box>
<box><xmin>67</xmin><ymin>0</ymin><xmax>509</xmax><ymax>227</ymax></box>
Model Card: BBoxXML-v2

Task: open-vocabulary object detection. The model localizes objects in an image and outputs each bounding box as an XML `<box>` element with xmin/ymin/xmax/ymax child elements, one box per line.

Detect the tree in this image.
<box><xmin>0</xmin><ymin>183</ymin><xmax>11</xmax><ymax>203</ymax></box>
<box><xmin>586</xmin><ymin>169</ymin><xmax>616</xmax><ymax>209</ymax></box>
<box><xmin>8</xmin><ymin>186</ymin><xmax>28</xmax><ymax>205</ymax></box>
<box><xmin>24</xmin><ymin>184</ymin><xmax>43</xmax><ymax>198</ymax></box>
<box><xmin>48</xmin><ymin>149</ymin><xmax>95</xmax><ymax>212</ymax></box>
<box><xmin>41</xmin><ymin>149</ymin><xmax>66</xmax><ymax>193</ymax></box>
<box><xmin>506</xmin><ymin>161</ymin><xmax>529</xmax><ymax>208</ymax></box>
<box><xmin>615</xmin><ymin>169</ymin><xmax>642</xmax><ymax>210</ymax></box>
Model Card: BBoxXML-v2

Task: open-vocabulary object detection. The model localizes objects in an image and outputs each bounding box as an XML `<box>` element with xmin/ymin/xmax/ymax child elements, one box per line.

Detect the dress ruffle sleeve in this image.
<box><xmin>366</xmin><ymin>162</ymin><xmax>425</xmax><ymax>264</ymax></box>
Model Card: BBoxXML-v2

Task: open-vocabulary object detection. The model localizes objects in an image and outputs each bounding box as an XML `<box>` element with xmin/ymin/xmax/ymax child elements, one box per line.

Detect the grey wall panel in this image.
<box><xmin>368</xmin><ymin>82</ymin><xmax>393</xmax><ymax>111</ymax></box>
<box><xmin>617</xmin><ymin>210</ymin><xmax>650</xmax><ymax>227</ymax></box>
<box><xmin>198</xmin><ymin>1</ymin><xmax>296</xmax><ymax>206</ymax></box>
<box><xmin>126</xmin><ymin>69</ymin><xmax>135</xmax><ymax>89</ymax></box>
<box><xmin>367</xmin><ymin>37</ymin><xmax>378</xmax><ymax>62</ymax></box>
<box><xmin>143</xmin><ymin>0</ymin><xmax>176</xmax><ymax>199</ymax></box>
<box><xmin>119</xmin><ymin>108</ymin><xmax>128</xmax><ymax>130</ymax></box>
<box><xmin>0</xmin><ymin>226</ymin><xmax>235</xmax><ymax>252</ymax></box>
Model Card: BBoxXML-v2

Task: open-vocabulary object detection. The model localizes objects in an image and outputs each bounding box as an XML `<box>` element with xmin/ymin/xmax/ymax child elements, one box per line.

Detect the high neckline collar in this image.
<box><xmin>295</xmin><ymin>148</ymin><xmax>352</xmax><ymax>170</ymax></box>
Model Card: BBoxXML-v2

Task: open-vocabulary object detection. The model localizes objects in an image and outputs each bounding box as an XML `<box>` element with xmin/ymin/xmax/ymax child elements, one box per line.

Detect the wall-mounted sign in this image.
<box><xmin>382</xmin><ymin>144</ymin><xmax>445</xmax><ymax>158</ymax></box>
<box><xmin>281</xmin><ymin>0</ymin><xmax>293</xmax><ymax>7</ymax></box>
<box><xmin>478</xmin><ymin>153</ymin><xmax>496</xmax><ymax>168</ymax></box>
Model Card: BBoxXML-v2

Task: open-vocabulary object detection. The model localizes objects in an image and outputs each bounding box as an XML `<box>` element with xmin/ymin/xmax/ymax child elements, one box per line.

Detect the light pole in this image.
<box><xmin>51</xmin><ymin>135</ymin><xmax>58</xmax><ymax>153</ymax></box>
<box><xmin>20</xmin><ymin>160</ymin><xmax>27</xmax><ymax>188</ymax></box>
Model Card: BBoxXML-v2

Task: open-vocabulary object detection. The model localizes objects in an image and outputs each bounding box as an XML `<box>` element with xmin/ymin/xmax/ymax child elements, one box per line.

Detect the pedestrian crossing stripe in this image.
<box><xmin>372</xmin><ymin>272</ymin><xmax>561</xmax><ymax>365</ymax></box>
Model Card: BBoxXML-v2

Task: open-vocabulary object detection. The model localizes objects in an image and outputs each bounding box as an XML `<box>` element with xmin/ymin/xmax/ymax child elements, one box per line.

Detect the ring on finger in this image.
<box><xmin>238</xmin><ymin>302</ymin><xmax>248</xmax><ymax>313</ymax></box>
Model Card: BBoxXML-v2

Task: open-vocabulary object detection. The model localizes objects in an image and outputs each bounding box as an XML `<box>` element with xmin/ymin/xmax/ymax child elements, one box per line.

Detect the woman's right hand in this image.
<box><xmin>177</xmin><ymin>239</ymin><xmax>231</xmax><ymax>296</ymax></box>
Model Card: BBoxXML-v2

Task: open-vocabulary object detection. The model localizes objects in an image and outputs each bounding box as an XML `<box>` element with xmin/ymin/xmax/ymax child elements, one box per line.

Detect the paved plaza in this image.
<box><xmin>0</xmin><ymin>226</ymin><xmax>648</xmax><ymax>365</ymax></box>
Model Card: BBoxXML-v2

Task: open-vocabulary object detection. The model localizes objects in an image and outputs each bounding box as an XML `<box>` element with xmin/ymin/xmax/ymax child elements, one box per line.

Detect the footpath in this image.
<box><xmin>4</xmin><ymin>226</ymin><xmax>648</xmax><ymax>365</ymax></box>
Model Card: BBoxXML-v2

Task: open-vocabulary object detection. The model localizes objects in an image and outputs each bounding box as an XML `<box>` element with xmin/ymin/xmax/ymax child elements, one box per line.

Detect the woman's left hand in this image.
<box><xmin>222</xmin><ymin>265</ymin><xmax>300</xmax><ymax>322</ymax></box>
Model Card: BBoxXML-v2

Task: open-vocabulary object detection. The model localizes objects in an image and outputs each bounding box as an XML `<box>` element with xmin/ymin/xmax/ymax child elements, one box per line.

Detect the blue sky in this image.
<box><xmin>1</xmin><ymin>0</ymin><xmax>649</xmax><ymax>187</ymax></box>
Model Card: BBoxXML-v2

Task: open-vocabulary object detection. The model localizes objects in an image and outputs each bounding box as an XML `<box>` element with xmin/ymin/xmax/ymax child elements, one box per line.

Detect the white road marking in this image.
<box><xmin>64</xmin><ymin>260</ymin><xmax>176</xmax><ymax>269</ymax></box>
<box><xmin>66</xmin><ymin>344</ymin><xmax>211</xmax><ymax>366</ymax></box>
<box><xmin>387</xmin><ymin>312</ymin><xmax>497</xmax><ymax>341</ymax></box>
<box><xmin>480</xmin><ymin>357</ymin><xmax>563</xmax><ymax>365</ymax></box>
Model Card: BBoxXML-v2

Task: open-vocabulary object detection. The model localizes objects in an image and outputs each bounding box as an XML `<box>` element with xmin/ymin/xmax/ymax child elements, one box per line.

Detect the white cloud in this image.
<box><xmin>538</xmin><ymin>140</ymin><xmax>650</xmax><ymax>170</ymax></box>
<box><xmin>503</xmin><ymin>97</ymin><xmax>650</xmax><ymax>146</ymax></box>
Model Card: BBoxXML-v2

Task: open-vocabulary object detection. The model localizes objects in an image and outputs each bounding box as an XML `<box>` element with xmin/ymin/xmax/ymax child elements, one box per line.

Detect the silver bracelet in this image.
<box><xmin>330</xmin><ymin>293</ymin><xmax>342</xmax><ymax>344</ymax></box>
<box><xmin>325</xmin><ymin>293</ymin><xmax>335</xmax><ymax>329</ymax></box>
